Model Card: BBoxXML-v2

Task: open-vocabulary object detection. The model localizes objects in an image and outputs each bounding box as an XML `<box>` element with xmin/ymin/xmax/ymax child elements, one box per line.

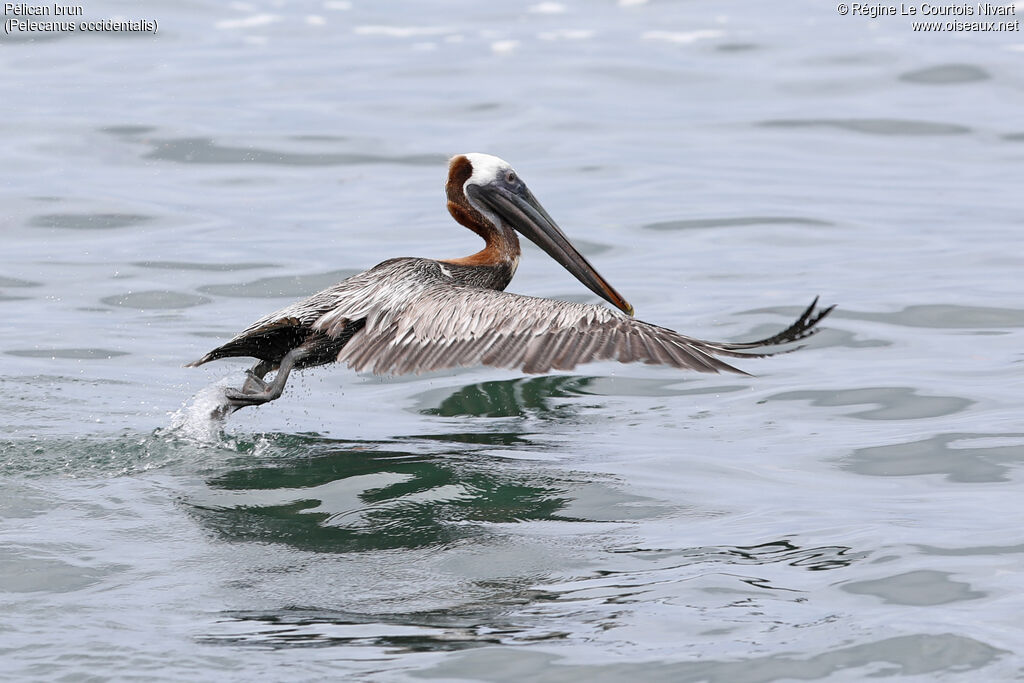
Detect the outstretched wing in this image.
<box><xmin>323</xmin><ymin>281</ymin><xmax>832</xmax><ymax>376</ymax></box>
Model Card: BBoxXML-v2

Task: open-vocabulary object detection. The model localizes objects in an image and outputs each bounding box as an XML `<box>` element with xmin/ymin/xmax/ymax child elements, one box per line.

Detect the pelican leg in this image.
<box><xmin>224</xmin><ymin>347</ymin><xmax>311</xmax><ymax>408</ymax></box>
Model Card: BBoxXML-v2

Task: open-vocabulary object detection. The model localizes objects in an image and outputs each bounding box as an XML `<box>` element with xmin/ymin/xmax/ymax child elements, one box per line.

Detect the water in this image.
<box><xmin>2</xmin><ymin>0</ymin><xmax>1023</xmax><ymax>679</ymax></box>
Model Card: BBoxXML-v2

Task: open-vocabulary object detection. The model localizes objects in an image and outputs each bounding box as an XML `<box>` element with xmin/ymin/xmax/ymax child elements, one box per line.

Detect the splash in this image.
<box><xmin>166</xmin><ymin>377</ymin><xmax>241</xmax><ymax>443</ymax></box>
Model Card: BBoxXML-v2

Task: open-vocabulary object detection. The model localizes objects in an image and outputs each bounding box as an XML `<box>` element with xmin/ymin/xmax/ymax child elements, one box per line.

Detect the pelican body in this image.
<box><xmin>187</xmin><ymin>153</ymin><xmax>832</xmax><ymax>410</ymax></box>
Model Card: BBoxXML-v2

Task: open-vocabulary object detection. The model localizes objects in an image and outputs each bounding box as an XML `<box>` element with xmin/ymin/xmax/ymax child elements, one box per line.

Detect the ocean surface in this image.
<box><xmin>3</xmin><ymin>0</ymin><xmax>1023</xmax><ymax>680</ymax></box>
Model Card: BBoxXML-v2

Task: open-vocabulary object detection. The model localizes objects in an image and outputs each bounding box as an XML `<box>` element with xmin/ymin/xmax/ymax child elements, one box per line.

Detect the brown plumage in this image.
<box><xmin>187</xmin><ymin>153</ymin><xmax>833</xmax><ymax>411</ymax></box>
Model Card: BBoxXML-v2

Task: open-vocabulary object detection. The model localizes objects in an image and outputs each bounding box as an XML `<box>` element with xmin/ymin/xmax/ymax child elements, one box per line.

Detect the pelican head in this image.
<box><xmin>449</xmin><ymin>153</ymin><xmax>634</xmax><ymax>316</ymax></box>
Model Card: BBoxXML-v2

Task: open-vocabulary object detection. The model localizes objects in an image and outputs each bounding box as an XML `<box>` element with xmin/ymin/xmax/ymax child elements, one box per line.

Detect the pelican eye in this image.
<box><xmin>505</xmin><ymin>170</ymin><xmax>517</xmax><ymax>184</ymax></box>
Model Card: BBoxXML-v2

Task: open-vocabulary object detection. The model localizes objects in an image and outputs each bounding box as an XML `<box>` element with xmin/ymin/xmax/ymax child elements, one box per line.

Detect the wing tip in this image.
<box><xmin>737</xmin><ymin>296</ymin><xmax>835</xmax><ymax>350</ymax></box>
<box><xmin>696</xmin><ymin>296</ymin><xmax>834</xmax><ymax>362</ymax></box>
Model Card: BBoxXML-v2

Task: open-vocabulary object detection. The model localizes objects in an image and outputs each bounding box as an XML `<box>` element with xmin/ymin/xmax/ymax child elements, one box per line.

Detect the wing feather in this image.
<box><xmin>329</xmin><ymin>278</ymin><xmax>831</xmax><ymax>376</ymax></box>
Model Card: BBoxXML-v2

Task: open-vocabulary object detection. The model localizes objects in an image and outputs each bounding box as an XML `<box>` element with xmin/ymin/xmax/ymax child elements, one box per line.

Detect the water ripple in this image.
<box><xmin>101</xmin><ymin>290</ymin><xmax>211</xmax><ymax>310</ymax></box>
<box><xmin>143</xmin><ymin>137</ymin><xmax>446</xmax><ymax>167</ymax></box>
<box><xmin>643</xmin><ymin>216</ymin><xmax>831</xmax><ymax>231</ymax></box>
<box><xmin>5</xmin><ymin>348</ymin><xmax>129</xmax><ymax>359</ymax></box>
<box><xmin>612</xmin><ymin>539</ymin><xmax>868</xmax><ymax>572</ymax></box>
<box><xmin>766</xmin><ymin>387</ymin><xmax>973</xmax><ymax>420</ymax></box>
<box><xmin>841</xmin><ymin>432</ymin><xmax>1024</xmax><ymax>482</ymax></box>
<box><xmin>842</xmin><ymin>570</ymin><xmax>985</xmax><ymax>606</ymax></box>
<box><xmin>414</xmin><ymin>634</ymin><xmax>1006</xmax><ymax>680</ymax></box>
<box><xmin>759</xmin><ymin>118</ymin><xmax>972</xmax><ymax>136</ymax></box>
<box><xmin>198</xmin><ymin>269</ymin><xmax>361</xmax><ymax>298</ymax></box>
<box><xmin>133</xmin><ymin>261</ymin><xmax>278</xmax><ymax>272</ymax></box>
<box><xmin>29</xmin><ymin>213</ymin><xmax>151</xmax><ymax>230</ymax></box>
<box><xmin>200</xmin><ymin>607</ymin><xmax>507</xmax><ymax>652</ymax></box>
<box><xmin>899</xmin><ymin>63</ymin><xmax>990</xmax><ymax>85</ymax></box>
<box><xmin>835</xmin><ymin>304</ymin><xmax>1024</xmax><ymax>329</ymax></box>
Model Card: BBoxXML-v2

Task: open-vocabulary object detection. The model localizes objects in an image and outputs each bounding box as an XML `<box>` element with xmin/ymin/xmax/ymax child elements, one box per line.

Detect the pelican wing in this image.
<box><xmin>187</xmin><ymin>258</ymin><xmax>428</xmax><ymax>366</ymax></box>
<box><xmin>327</xmin><ymin>279</ymin><xmax>832</xmax><ymax>376</ymax></box>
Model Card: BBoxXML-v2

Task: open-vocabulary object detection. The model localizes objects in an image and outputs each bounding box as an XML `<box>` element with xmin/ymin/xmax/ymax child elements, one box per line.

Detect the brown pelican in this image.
<box><xmin>187</xmin><ymin>153</ymin><xmax>833</xmax><ymax>410</ymax></box>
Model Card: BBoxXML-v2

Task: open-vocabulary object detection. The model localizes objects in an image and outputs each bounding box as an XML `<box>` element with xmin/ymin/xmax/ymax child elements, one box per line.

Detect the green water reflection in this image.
<box><xmin>421</xmin><ymin>376</ymin><xmax>596</xmax><ymax>418</ymax></box>
<box><xmin>191</xmin><ymin>435</ymin><xmax>581</xmax><ymax>553</ymax></box>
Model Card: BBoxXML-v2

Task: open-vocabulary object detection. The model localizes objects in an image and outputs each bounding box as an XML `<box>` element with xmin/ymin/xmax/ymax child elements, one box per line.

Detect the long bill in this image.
<box><xmin>470</xmin><ymin>183</ymin><xmax>634</xmax><ymax>316</ymax></box>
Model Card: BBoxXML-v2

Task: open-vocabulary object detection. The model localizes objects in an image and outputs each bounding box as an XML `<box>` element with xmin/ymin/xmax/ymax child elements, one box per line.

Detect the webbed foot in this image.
<box><xmin>224</xmin><ymin>386</ymin><xmax>275</xmax><ymax>407</ymax></box>
<box><xmin>241</xmin><ymin>369</ymin><xmax>270</xmax><ymax>394</ymax></box>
